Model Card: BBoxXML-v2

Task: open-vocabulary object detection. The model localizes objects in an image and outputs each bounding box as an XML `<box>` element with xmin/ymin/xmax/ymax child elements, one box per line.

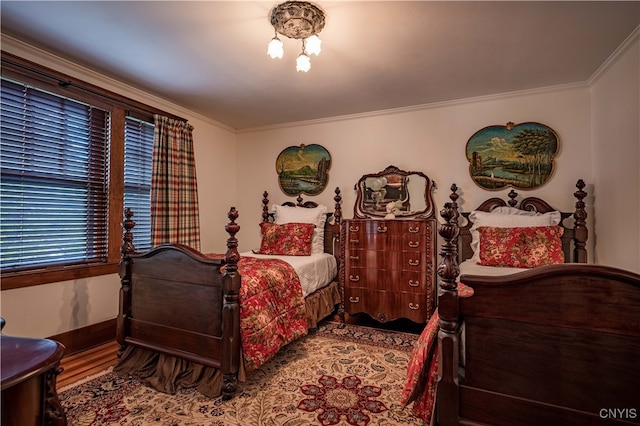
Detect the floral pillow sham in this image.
<box><xmin>273</xmin><ymin>204</ymin><xmax>328</xmax><ymax>254</ymax></box>
<box><xmin>258</xmin><ymin>222</ymin><xmax>315</xmax><ymax>256</ymax></box>
<box><xmin>477</xmin><ymin>225</ymin><xmax>564</xmax><ymax>268</ymax></box>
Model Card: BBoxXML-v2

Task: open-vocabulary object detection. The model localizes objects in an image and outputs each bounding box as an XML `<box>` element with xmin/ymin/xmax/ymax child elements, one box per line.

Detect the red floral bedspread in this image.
<box><xmin>207</xmin><ymin>255</ymin><xmax>309</xmax><ymax>372</ymax></box>
<box><xmin>401</xmin><ymin>283</ymin><xmax>474</xmax><ymax>424</ymax></box>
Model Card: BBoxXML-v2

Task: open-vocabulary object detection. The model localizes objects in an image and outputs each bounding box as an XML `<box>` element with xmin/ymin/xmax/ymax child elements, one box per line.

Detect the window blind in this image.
<box><xmin>0</xmin><ymin>78</ymin><xmax>110</xmax><ymax>271</ymax></box>
<box><xmin>124</xmin><ymin>117</ymin><xmax>154</xmax><ymax>251</ymax></box>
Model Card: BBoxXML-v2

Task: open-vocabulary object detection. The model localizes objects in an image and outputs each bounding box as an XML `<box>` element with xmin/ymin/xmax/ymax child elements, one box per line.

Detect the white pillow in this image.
<box><xmin>272</xmin><ymin>204</ymin><xmax>328</xmax><ymax>254</ymax></box>
<box><xmin>468</xmin><ymin>208</ymin><xmax>561</xmax><ymax>263</ymax></box>
<box><xmin>489</xmin><ymin>206</ymin><xmax>560</xmax><ymax>218</ymax></box>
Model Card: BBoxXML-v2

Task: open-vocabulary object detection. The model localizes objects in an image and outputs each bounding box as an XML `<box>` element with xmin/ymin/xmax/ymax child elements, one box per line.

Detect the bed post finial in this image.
<box><xmin>437</xmin><ymin>202</ymin><xmax>461</xmax><ymax>426</ymax></box>
<box><xmin>449</xmin><ymin>183</ymin><xmax>459</xmax><ymax>204</ymax></box>
<box><xmin>262</xmin><ymin>191</ymin><xmax>270</xmax><ymax>223</ymax></box>
<box><xmin>224</xmin><ymin>207</ymin><xmax>240</xmax><ymax>270</ymax></box>
<box><xmin>333</xmin><ymin>187</ymin><xmax>342</xmax><ymax>224</ymax></box>
<box><xmin>222</xmin><ymin>207</ymin><xmax>241</xmax><ymax>400</ymax></box>
<box><xmin>121</xmin><ymin>208</ymin><xmax>136</xmax><ymax>255</ymax></box>
<box><xmin>573</xmin><ymin>179</ymin><xmax>588</xmax><ymax>263</ymax></box>
<box><xmin>507</xmin><ymin>189</ymin><xmax>518</xmax><ymax>207</ymax></box>
<box><xmin>449</xmin><ymin>184</ymin><xmax>460</xmax><ymax>227</ymax></box>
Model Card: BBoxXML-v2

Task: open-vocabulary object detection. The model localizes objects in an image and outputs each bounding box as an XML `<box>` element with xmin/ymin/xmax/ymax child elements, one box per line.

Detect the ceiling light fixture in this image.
<box><xmin>267</xmin><ymin>1</ymin><xmax>326</xmax><ymax>72</ymax></box>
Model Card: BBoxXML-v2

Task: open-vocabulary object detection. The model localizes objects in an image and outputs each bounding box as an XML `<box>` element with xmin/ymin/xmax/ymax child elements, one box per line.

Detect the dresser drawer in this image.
<box><xmin>346</xmin><ymin>234</ymin><xmax>404</xmax><ymax>251</ymax></box>
<box><xmin>345</xmin><ymin>249</ymin><xmax>425</xmax><ymax>270</ymax></box>
<box><xmin>403</xmin><ymin>234</ymin><xmax>427</xmax><ymax>251</ymax></box>
<box><xmin>346</xmin><ymin>220</ymin><xmax>427</xmax><ymax>235</ymax></box>
<box><xmin>346</xmin><ymin>221</ymin><xmax>430</xmax><ymax>251</ymax></box>
<box><xmin>345</xmin><ymin>268</ymin><xmax>426</xmax><ymax>292</ymax></box>
<box><xmin>343</xmin><ymin>287</ymin><xmax>431</xmax><ymax>323</ymax></box>
<box><xmin>345</xmin><ymin>251</ymin><xmax>425</xmax><ymax>270</ymax></box>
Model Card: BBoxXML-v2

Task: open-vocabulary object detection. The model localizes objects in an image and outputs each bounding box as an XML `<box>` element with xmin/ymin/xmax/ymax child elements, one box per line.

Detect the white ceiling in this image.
<box><xmin>1</xmin><ymin>1</ymin><xmax>638</xmax><ymax>131</ymax></box>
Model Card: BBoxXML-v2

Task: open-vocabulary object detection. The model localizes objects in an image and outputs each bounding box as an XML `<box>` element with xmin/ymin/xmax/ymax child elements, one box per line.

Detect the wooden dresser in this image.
<box><xmin>341</xmin><ymin>218</ymin><xmax>436</xmax><ymax>323</ymax></box>
<box><xmin>340</xmin><ymin>166</ymin><xmax>437</xmax><ymax>325</ymax></box>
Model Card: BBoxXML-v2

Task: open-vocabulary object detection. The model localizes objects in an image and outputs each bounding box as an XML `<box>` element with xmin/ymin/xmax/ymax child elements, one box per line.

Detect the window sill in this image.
<box><xmin>1</xmin><ymin>262</ymin><xmax>119</xmax><ymax>291</ymax></box>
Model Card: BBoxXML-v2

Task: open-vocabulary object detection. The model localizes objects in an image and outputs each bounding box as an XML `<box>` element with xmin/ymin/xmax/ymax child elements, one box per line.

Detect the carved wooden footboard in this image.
<box><xmin>448</xmin><ymin>264</ymin><xmax>640</xmax><ymax>425</ymax></box>
<box><xmin>115</xmin><ymin>189</ymin><xmax>344</xmax><ymax>400</ymax></box>
<box><xmin>435</xmin><ymin>181</ymin><xmax>640</xmax><ymax>425</ymax></box>
<box><xmin>116</xmin><ymin>207</ymin><xmax>241</xmax><ymax>399</ymax></box>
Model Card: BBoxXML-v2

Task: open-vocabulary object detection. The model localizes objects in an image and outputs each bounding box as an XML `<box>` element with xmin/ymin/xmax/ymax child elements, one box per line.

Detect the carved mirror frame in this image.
<box><xmin>353</xmin><ymin>165</ymin><xmax>436</xmax><ymax>219</ymax></box>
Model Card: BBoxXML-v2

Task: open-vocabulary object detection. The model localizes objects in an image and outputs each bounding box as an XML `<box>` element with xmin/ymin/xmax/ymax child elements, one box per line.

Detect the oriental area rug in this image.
<box><xmin>60</xmin><ymin>322</ymin><xmax>424</xmax><ymax>426</ymax></box>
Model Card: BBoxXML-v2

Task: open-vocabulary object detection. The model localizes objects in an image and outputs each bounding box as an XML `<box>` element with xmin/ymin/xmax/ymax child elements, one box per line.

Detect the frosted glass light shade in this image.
<box><xmin>305</xmin><ymin>35</ymin><xmax>322</xmax><ymax>55</ymax></box>
<box><xmin>267</xmin><ymin>37</ymin><xmax>284</xmax><ymax>59</ymax></box>
<box><xmin>296</xmin><ymin>53</ymin><xmax>311</xmax><ymax>72</ymax></box>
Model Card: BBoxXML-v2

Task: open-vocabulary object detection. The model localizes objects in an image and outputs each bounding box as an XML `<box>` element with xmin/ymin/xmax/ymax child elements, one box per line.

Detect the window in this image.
<box><xmin>124</xmin><ymin>117</ymin><xmax>154</xmax><ymax>252</ymax></box>
<box><xmin>1</xmin><ymin>78</ymin><xmax>110</xmax><ymax>271</ymax></box>
<box><xmin>0</xmin><ymin>52</ymin><xmax>177</xmax><ymax>290</ymax></box>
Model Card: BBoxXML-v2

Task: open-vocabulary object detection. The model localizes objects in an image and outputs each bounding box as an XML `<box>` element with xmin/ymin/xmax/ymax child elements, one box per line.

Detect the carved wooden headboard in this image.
<box><xmin>447</xmin><ymin>179</ymin><xmax>588</xmax><ymax>264</ymax></box>
<box><xmin>260</xmin><ymin>187</ymin><xmax>342</xmax><ymax>256</ymax></box>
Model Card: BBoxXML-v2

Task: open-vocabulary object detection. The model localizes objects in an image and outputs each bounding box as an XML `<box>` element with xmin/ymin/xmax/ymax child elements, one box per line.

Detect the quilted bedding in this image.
<box><xmin>236</xmin><ymin>256</ymin><xmax>309</xmax><ymax>371</ymax></box>
<box><xmin>401</xmin><ymin>283</ymin><xmax>474</xmax><ymax>424</ymax></box>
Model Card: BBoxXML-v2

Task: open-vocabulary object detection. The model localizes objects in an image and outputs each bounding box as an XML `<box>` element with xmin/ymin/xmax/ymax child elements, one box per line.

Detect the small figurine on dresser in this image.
<box><xmin>385</xmin><ymin>200</ymin><xmax>403</xmax><ymax>219</ymax></box>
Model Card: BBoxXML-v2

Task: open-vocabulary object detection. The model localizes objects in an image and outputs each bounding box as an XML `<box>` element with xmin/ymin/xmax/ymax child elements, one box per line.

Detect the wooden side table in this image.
<box><xmin>1</xmin><ymin>319</ymin><xmax>67</xmax><ymax>426</ymax></box>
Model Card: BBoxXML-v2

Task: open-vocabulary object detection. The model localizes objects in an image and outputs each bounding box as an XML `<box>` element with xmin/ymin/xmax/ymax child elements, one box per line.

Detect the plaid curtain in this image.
<box><xmin>151</xmin><ymin>115</ymin><xmax>201</xmax><ymax>250</ymax></box>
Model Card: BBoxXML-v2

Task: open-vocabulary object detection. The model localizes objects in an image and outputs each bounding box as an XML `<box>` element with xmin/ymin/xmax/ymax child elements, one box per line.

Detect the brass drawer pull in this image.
<box><xmin>350</xmin><ymin>239</ymin><xmax>360</xmax><ymax>244</ymax></box>
<box><xmin>408</xmin><ymin>225</ymin><xmax>420</xmax><ymax>233</ymax></box>
<box><xmin>377</xmin><ymin>225</ymin><xmax>387</xmax><ymax>233</ymax></box>
<box><xmin>409</xmin><ymin>303</ymin><xmax>420</xmax><ymax>310</ymax></box>
<box><xmin>349</xmin><ymin>275</ymin><xmax>360</xmax><ymax>282</ymax></box>
<box><xmin>349</xmin><ymin>225</ymin><xmax>360</xmax><ymax>232</ymax></box>
<box><xmin>408</xmin><ymin>241</ymin><xmax>420</xmax><ymax>248</ymax></box>
<box><xmin>408</xmin><ymin>280</ymin><xmax>420</xmax><ymax>287</ymax></box>
<box><xmin>408</xmin><ymin>259</ymin><xmax>420</xmax><ymax>266</ymax></box>
<box><xmin>349</xmin><ymin>296</ymin><xmax>360</xmax><ymax>303</ymax></box>
<box><xmin>350</xmin><ymin>255</ymin><xmax>360</xmax><ymax>260</ymax></box>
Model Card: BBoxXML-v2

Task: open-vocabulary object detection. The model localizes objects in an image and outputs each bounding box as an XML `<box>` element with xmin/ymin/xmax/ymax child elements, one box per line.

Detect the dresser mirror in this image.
<box><xmin>353</xmin><ymin>165</ymin><xmax>435</xmax><ymax>219</ymax></box>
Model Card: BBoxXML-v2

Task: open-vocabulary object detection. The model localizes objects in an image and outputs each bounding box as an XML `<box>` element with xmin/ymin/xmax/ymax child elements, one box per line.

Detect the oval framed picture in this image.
<box><xmin>466</xmin><ymin>121</ymin><xmax>559</xmax><ymax>190</ymax></box>
<box><xmin>276</xmin><ymin>144</ymin><xmax>331</xmax><ymax>196</ymax></box>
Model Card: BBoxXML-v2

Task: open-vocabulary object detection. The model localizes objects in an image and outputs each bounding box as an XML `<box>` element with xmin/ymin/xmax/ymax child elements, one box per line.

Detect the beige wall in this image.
<box><xmin>591</xmin><ymin>35</ymin><xmax>640</xmax><ymax>271</ymax></box>
<box><xmin>235</xmin><ymin>87</ymin><xmax>594</xmax><ymax>254</ymax></box>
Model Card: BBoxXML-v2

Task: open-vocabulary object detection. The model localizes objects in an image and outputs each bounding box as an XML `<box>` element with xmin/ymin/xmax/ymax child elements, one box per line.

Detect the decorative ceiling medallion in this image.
<box><xmin>270</xmin><ymin>1</ymin><xmax>326</xmax><ymax>39</ymax></box>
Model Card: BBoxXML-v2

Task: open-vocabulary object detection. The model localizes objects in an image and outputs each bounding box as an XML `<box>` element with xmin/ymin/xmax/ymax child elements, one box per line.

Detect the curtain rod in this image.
<box><xmin>1</xmin><ymin>54</ymin><xmax>187</xmax><ymax>123</ymax></box>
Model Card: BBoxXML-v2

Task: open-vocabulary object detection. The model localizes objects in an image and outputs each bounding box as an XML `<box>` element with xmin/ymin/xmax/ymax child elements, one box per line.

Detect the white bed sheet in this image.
<box><xmin>241</xmin><ymin>252</ymin><xmax>338</xmax><ymax>298</ymax></box>
<box><xmin>459</xmin><ymin>259</ymin><xmax>528</xmax><ymax>277</ymax></box>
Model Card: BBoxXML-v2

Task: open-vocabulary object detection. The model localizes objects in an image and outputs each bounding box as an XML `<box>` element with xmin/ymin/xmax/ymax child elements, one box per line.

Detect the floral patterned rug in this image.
<box><xmin>60</xmin><ymin>321</ymin><xmax>423</xmax><ymax>425</ymax></box>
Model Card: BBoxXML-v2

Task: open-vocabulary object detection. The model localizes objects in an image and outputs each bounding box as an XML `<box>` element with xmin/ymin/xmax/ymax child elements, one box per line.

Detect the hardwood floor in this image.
<box><xmin>57</xmin><ymin>340</ymin><xmax>119</xmax><ymax>390</ymax></box>
<box><xmin>56</xmin><ymin>314</ymin><xmax>424</xmax><ymax>391</ymax></box>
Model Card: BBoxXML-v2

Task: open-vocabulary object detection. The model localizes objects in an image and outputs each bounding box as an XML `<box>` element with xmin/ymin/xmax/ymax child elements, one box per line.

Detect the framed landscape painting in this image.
<box><xmin>466</xmin><ymin>121</ymin><xmax>559</xmax><ymax>190</ymax></box>
<box><xmin>276</xmin><ymin>144</ymin><xmax>331</xmax><ymax>196</ymax></box>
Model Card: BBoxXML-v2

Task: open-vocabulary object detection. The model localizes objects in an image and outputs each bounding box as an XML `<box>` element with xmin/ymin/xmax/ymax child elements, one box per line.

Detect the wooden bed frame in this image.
<box><xmin>116</xmin><ymin>188</ymin><xmax>342</xmax><ymax>400</ymax></box>
<box><xmin>450</xmin><ymin>179</ymin><xmax>588</xmax><ymax>264</ymax></box>
<box><xmin>435</xmin><ymin>180</ymin><xmax>640</xmax><ymax>425</ymax></box>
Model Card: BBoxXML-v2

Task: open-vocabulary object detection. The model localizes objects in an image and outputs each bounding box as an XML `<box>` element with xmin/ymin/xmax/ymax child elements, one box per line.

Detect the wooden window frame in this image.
<box><xmin>0</xmin><ymin>52</ymin><xmax>181</xmax><ymax>290</ymax></box>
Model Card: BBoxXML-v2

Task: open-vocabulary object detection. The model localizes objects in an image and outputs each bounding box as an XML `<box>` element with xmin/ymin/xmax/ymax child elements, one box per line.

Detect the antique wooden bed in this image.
<box><xmin>115</xmin><ymin>188</ymin><xmax>343</xmax><ymax>400</ymax></box>
<box><xmin>402</xmin><ymin>180</ymin><xmax>640</xmax><ymax>425</ymax></box>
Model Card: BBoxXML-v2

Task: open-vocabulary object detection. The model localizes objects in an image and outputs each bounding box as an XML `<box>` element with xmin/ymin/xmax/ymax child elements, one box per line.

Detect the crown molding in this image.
<box><xmin>1</xmin><ymin>34</ymin><xmax>235</xmax><ymax>133</ymax></box>
<box><xmin>5</xmin><ymin>31</ymin><xmax>617</xmax><ymax>136</ymax></box>
<box><xmin>238</xmin><ymin>81</ymin><xmax>588</xmax><ymax>134</ymax></box>
<box><xmin>588</xmin><ymin>25</ymin><xmax>640</xmax><ymax>86</ymax></box>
